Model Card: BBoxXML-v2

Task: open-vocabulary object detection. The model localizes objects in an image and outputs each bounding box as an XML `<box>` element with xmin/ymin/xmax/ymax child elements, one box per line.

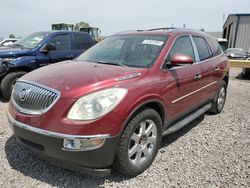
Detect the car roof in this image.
<box><xmin>114</xmin><ymin>28</ymin><xmax>209</xmax><ymax>37</ymax></box>
<box><xmin>31</xmin><ymin>31</ymin><xmax>90</xmax><ymax>35</ymax></box>
<box><xmin>49</xmin><ymin>30</ymin><xmax>90</xmax><ymax>35</ymax></box>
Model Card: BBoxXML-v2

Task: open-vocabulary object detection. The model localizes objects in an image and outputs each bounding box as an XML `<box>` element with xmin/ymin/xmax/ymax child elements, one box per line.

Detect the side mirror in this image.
<box><xmin>40</xmin><ymin>43</ymin><xmax>55</xmax><ymax>53</ymax></box>
<box><xmin>170</xmin><ymin>53</ymin><xmax>193</xmax><ymax>65</ymax></box>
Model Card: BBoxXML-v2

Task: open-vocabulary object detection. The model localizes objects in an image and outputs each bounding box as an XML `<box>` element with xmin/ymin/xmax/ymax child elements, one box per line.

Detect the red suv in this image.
<box><xmin>7</xmin><ymin>28</ymin><xmax>229</xmax><ymax>177</ymax></box>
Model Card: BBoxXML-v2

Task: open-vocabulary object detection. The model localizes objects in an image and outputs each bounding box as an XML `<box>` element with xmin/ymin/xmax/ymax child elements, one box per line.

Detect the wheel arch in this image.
<box><xmin>8</xmin><ymin>66</ymin><xmax>34</xmax><ymax>73</ymax></box>
<box><xmin>223</xmin><ymin>74</ymin><xmax>229</xmax><ymax>87</ymax></box>
<box><xmin>120</xmin><ymin>100</ymin><xmax>166</xmax><ymax>135</ymax></box>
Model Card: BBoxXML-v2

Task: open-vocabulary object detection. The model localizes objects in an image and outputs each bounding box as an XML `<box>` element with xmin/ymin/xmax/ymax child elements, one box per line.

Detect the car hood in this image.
<box><xmin>20</xmin><ymin>60</ymin><xmax>149</xmax><ymax>98</ymax></box>
<box><xmin>0</xmin><ymin>47</ymin><xmax>33</xmax><ymax>58</ymax></box>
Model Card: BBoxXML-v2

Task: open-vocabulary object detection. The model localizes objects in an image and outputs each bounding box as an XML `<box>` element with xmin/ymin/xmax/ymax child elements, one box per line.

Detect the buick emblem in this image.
<box><xmin>20</xmin><ymin>89</ymin><xmax>28</xmax><ymax>101</ymax></box>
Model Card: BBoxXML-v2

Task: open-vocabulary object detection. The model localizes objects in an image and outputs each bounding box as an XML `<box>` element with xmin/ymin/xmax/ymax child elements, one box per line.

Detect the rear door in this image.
<box><xmin>71</xmin><ymin>33</ymin><xmax>93</xmax><ymax>58</ymax></box>
<box><xmin>47</xmin><ymin>34</ymin><xmax>73</xmax><ymax>63</ymax></box>
<box><xmin>191</xmin><ymin>36</ymin><xmax>220</xmax><ymax>102</ymax></box>
<box><xmin>163</xmin><ymin>35</ymin><xmax>203</xmax><ymax>120</ymax></box>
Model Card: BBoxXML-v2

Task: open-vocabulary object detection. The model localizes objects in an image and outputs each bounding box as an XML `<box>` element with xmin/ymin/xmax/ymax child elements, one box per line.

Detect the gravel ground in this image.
<box><xmin>0</xmin><ymin>67</ymin><xmax>249</xmax><ymax>188</ymax></box>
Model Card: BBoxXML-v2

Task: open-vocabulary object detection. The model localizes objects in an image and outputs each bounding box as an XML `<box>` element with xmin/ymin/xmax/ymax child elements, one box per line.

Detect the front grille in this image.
<box><xmin>12</xmin><ymin>80</ymin><xmax>60</xmax><ymax>115</ymax></box>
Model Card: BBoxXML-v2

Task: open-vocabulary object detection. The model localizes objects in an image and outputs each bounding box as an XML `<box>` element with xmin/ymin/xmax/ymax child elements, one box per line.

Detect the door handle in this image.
<box><xmin>195</xmin><ymin>74</ymin><xmax>202</xmax><ymax>81</ymax></box>
<box><xmin>214</xmin><ymin>67</ymin><xmax>220</xmax><ymax>71</ymax></box>
<box><xmin>65</xmin><ymin>55</ymin><xmax>74</xmax><ymax>59</ymax></box>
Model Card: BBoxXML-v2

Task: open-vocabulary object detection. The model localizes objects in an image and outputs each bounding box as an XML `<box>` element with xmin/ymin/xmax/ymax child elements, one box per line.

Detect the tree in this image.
<box><xmin>9</xmin><ymin>34</ymin><xmax>15</xmax><ymax>38</ymax></box>
<box><xmin>74</xmin><ymin>21</ymin><xmax>90</xmax><ymax>31</ymax></box>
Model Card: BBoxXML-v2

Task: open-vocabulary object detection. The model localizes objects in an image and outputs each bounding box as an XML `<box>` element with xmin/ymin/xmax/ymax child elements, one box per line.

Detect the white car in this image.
<box><xmin>0</xmin><ymin>38</ymin><xmax>19</xmax><ymax>47</ymax></box>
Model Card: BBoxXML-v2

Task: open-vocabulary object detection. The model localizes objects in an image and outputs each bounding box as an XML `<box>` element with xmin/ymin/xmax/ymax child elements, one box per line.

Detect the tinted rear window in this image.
<box><xmin>206</xmin><ymin>36</ymin><xmax>223</xmax><ymax>57</ymax></box>
<box><xmin>73</xmin><ymin>34</ymin><xmax>91</xmax><ymax>50</ymax></box>
<box><xmin>214</xmin><ymin>42</ymin><xmax>223</xmax><ymax>56</ymax></box>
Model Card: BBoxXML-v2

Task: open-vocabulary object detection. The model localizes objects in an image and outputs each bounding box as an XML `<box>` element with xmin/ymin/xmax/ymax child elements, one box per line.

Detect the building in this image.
<box><xmin>223</xmin><ymin>14</ymin><xmax>250</xmax><ymax>52</ymax></box>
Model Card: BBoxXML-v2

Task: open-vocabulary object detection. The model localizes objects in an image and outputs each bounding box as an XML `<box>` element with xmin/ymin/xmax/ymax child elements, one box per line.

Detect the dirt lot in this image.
<box><xmin>0</xmin><ymin>67</ymin><xmax>249</xmax><ymax>188</ymax></box>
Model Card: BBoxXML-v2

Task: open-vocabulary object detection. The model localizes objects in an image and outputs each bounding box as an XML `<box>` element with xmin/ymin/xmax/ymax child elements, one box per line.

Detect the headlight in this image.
<box><xmin>1</xmin><ymin>57</ymin><xmax>21</xmax><ymax>62</ymax></box>
<box><xmin>67</xmin><ymin>88</ymin><xmax>127</xmax><ymax>120</ymax></box>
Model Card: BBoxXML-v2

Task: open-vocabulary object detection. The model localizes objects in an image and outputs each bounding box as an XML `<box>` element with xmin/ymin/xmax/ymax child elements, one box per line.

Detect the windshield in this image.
<box><xmin>14</xmin><ymin>32</ymin><xmax>50</xmax><ymax>49</ymax></box>
<box><xmin>77</xmin><ymin>34</ymin><xmax>169</xmax><ymax>68</ymax></box>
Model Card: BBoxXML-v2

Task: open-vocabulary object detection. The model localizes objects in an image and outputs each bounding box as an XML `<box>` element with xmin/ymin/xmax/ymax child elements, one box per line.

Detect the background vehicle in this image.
<box><xmin>225</xmin><ymin>48</ymin><xmax>248</xmax><ymax>59</ymax></box>
<box><xmin>79</xmin><ymin>27</ymin><xmax>101</xmax><ymax>43</ymax></box>
<box><xmin>217</xmin><ymin>38</ymin><xmax>228</xmax><ymax>51</ymax></box>
<box><xmin>51</xmin><ymin>23</ymin><xmax>74</xmax><ymax>31</ymax></box>
<box><xmin>0</xmin><ymin>38</ymin><xmax>19</xmax><ymax>47</ymax></box>
<box><xmin>52</xmin><ymin>22</ymin><xmax>102</xmax><ymax>43</ymax></box>
<box><xmin>0</xmin><ymin>31</ymin><xmax>94</xmax><ymax>99</ymax></box>
<box><xmin>7</xmin><ymin>28</ymin><xmax>229</xmax><ymax>177</ymax></box>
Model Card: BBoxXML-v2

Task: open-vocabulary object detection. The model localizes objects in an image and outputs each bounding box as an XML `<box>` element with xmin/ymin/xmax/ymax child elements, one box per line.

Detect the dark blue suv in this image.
<box><xmin>0</xmin><ymin>31</ymin><xmax>94</xmax><ymax>99</ymax></box>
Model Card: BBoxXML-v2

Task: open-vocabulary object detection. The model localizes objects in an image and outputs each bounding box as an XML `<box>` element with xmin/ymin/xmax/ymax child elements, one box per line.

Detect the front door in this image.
<box><xmin>162</xmin><ymin>35</ymin><xmax>203</xmax><ymax>121</ymax></box>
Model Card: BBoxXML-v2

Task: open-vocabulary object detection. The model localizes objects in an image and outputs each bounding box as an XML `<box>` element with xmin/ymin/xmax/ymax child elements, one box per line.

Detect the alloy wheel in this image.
<box><xmin>217</xmin><ymin>86</ymin><xmax>226</xmax><ymax>111</ymax></box>
<box><xmin>128</xmin><ymin>119</ymin><xmax>157</xmax><ymax>166</ymax></box>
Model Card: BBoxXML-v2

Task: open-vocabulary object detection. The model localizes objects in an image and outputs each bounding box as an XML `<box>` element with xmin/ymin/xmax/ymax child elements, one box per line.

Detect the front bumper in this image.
<box><xmin>7</xmin><ymin>111</ymin><xmax>120</xmax><ymax>177</ymax></box>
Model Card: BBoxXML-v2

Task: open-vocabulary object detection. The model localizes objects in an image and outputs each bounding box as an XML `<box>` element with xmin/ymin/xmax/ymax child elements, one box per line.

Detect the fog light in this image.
<box><xmin>63</xmin><ymin>138</ymin><xmax>105</xmax><ymax>151</ymax></box>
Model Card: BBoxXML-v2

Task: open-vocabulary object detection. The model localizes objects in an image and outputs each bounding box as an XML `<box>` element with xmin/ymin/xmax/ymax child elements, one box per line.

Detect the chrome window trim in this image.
<box><xmin>195</xmin><ymin>52</ymin><xmax>225</xmax><ymax>64</ymax></box>
<box><xmin>7</xmin><ymin>110</ymin><xmax>110</xmax><ymax>140</ymax></box>
<box><xmin>172</xmin><ymin>81</ymin><xmax>217</xmax><ymax>104</ymax></box>
<box><xmin>165</xmin><ymin>52</ymin><xmax>224</xmax><ymax>71</ymax></box>
<box><xmin>12</xmin><ymin>79</ymin><xmax>61</xmax><ymax>115</ymax></box>
<box><xmin>160</xmin><ymin>34</ymin><xmax>225</xmax><ymax>71</ymax></box>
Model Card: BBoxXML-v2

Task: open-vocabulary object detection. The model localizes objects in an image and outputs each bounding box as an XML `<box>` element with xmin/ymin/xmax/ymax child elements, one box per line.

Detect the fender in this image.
<box><xmin>8</xmin><ymin>56</ymin><xmax>38</xmax><ymax>70</ymax></box>
<box><xmin>119</xmin><ymin>95</ymin><xmax>166</xmax><ymax>136</ymax></box>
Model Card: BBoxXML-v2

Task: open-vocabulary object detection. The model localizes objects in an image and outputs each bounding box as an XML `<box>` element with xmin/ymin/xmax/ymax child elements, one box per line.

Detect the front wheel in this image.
<box><xmin>0</xmin><ymin>71</ymin><xmax>26</xmax><ymax>100</ymax></box>
<box><xmin>209</xmin><ymin>80</ymin><xmax>227</xmax><ymax>114</ymax></box>
<box><xmin>113</xmin><ymin>108</ymin><xmax>162</xmax><ymax>177</ymax></box>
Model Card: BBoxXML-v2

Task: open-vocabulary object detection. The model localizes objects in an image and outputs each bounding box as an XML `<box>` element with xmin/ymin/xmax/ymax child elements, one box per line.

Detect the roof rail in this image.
<box><xmin>147</xmin><ymin>27</ymin><xmax>179</xmax><ymax>31</ymax></box>
<box><xmin>114</xmin><ymin>27</ymin><xmax>182</xmax><ymax>35</ymax></box>
<box><xmin>115</xmin><ymin>30</ymin><xmax>143</xmax><ymax>34</ymax></box>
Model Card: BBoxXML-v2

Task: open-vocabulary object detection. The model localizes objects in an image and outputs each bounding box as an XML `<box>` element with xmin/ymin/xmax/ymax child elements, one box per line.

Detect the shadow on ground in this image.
<box><xmin>5</xmin><ymin>115</ymin><xmax>205</xmax><ymax>188</ymax></box>
<box><xmin>235</xmin><ymin>72</ymin><xmax>250</xmax><ymax>80</ymax></box>
<box><xmin>161</xmin><ymin>115</ymin><xmax>204</xmax><ymax>147</ymax></box>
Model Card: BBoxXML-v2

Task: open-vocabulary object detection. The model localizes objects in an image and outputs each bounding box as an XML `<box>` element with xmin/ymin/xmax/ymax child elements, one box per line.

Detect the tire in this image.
<box><xmin>208</xmin><ymin>80</ymin><xmax>227</xmax><ymax>114</ymax></box>
<box><xmin>0</xmin><ymin>71</ymin><xmax>26</xmax><ymax>100</ymax></box>
<box><xmin>113</xmin><ymin>108</ymin><xmax>162</xmax><ymax>177</ymax></box>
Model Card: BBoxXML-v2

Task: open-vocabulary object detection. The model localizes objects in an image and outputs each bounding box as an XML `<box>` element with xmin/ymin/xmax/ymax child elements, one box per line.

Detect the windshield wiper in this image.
<box><xmin>96</xmin><ymin>61</ymin><xmax>128</xmax><ymax>67</ymax></box>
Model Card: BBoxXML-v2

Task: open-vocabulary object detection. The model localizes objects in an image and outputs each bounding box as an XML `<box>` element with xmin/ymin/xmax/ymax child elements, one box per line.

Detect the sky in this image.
<box><xmin>0</xmin><ymin>0</ymin><xmax>250</xmax><ymax>38</ymax></box>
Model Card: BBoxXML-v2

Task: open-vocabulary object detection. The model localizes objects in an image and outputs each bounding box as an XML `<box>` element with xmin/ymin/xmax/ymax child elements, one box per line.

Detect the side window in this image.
<box><xmin>48</xmin><ymin>35</ymin><xmax>70</xmax><ymax>51</ymax></box>
<box><xmin>166</xmin><ymin>36</ymin><xmax>195</xmax><ymax>66</ymax></box>
<box><xmin>214</xmin><ymin>41</ymin><xmax>226</xmax><ymax>56</ymax></box>
<box><xmin>193</xmin><ymin>37</ymin><xmax>212</xmax><ymax>61</ymax></box>
<box><xmin>215</xmin><ymin>43</ymin><xmax>223</xmax><ymax>56</ymax></box>
<box><xmin>73</xmin><ymin>34</ymin><xmax>91</xmax><ymax>50</ymax></box>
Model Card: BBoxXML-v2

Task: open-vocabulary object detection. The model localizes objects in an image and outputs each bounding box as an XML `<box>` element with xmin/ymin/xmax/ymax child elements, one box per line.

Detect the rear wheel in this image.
<box><xmin>0</xmin><ymin>71</ymin><xmax>26</xmax><ymax>100</ymax></box>
<box><xmin>114</xmin><ymin>108</ymin><xmax>162</xmax><ymax>176</ymax></box>
<box><xmin>209</xmin><ymin>80</ymin><xmax>227</xmax><ymax>114</ymax></box>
